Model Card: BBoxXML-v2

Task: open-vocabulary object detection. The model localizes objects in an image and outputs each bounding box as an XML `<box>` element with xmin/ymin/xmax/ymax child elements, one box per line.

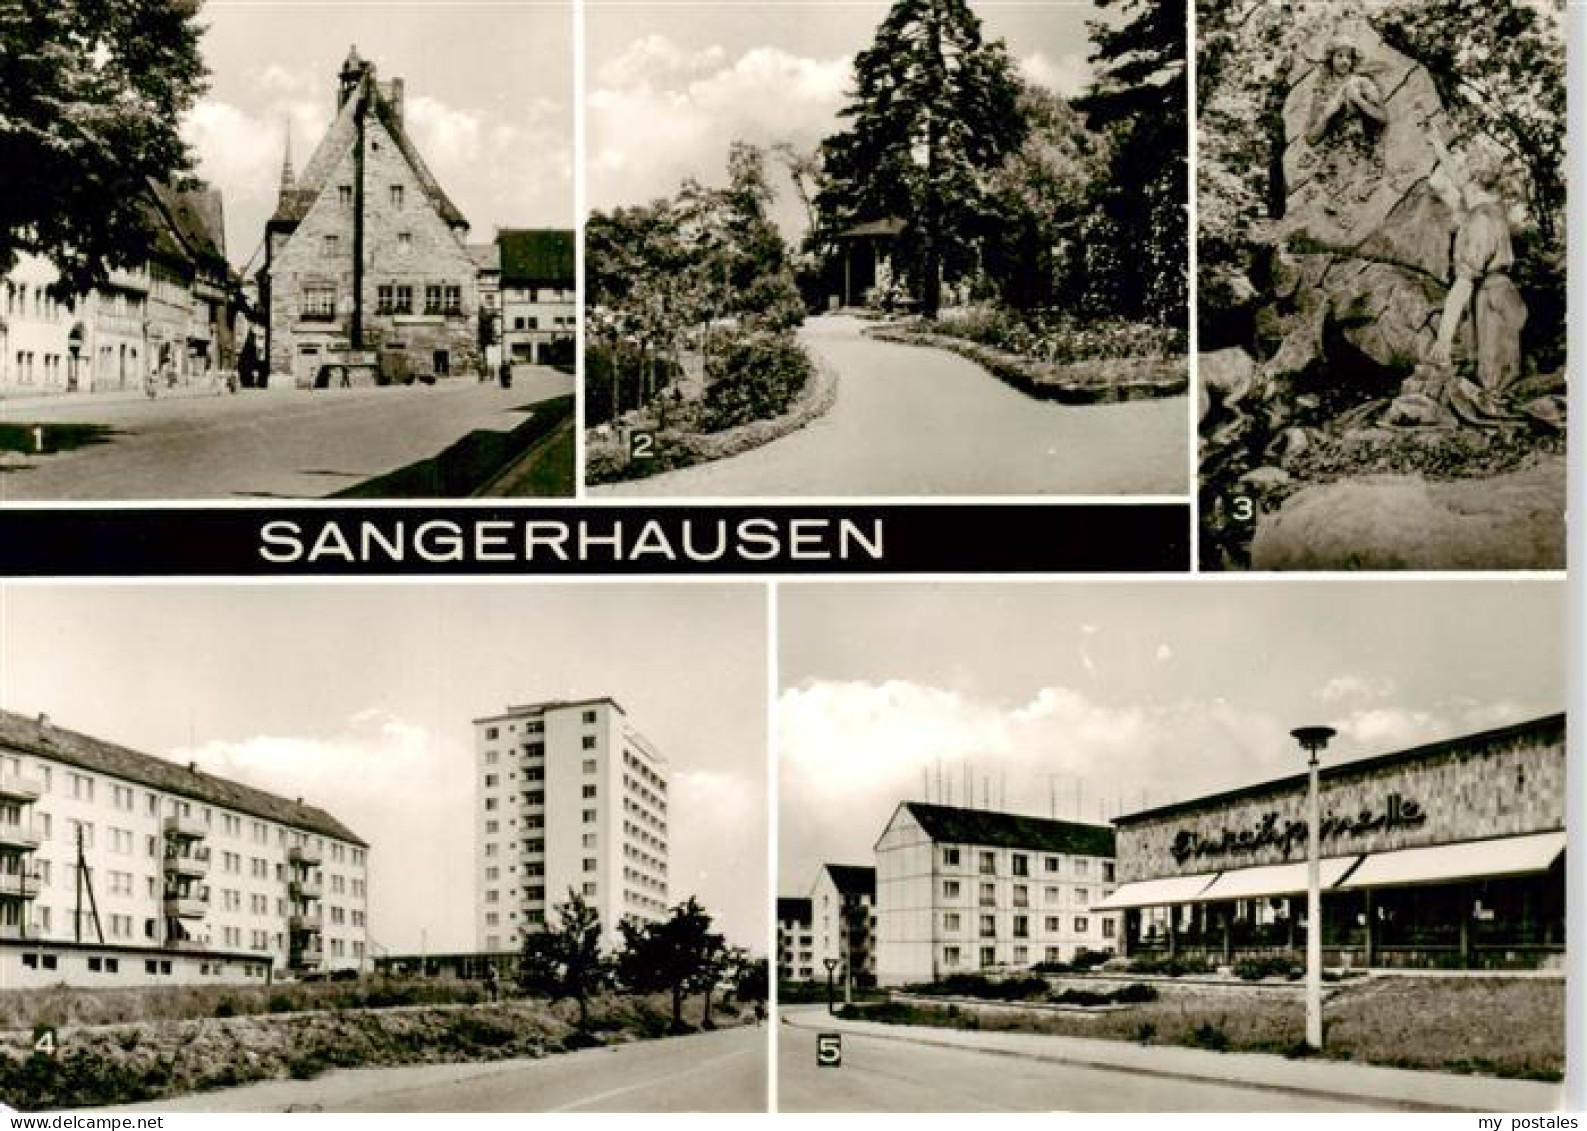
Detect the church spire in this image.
<box><xmin>278</xmin><ymin>118</ymin><xmax>295</xmax><ymax>198</ymax></box>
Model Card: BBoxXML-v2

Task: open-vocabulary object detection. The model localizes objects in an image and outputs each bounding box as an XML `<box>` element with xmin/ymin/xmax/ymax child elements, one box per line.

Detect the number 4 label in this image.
<box><xmin>33</xmin><ymin>1027</ymin><xmax>57</xmax><ymax>1056</ymax></box>
<box><xmin>816</xmin><ymin>1032</ymin><xmax>842</xmax><ymax>1067</ymax></box>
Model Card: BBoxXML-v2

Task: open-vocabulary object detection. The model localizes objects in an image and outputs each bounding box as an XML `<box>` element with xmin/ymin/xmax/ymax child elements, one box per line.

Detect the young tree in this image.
<box><xmin>517</xmin><ymin>891</ymin><xmax>608</xmax><ymax>1029</ymax></box>
<box><xmin>616</xmin><ymin>896</ymin><xmax>724</xmax><ymax>1032</ymax></box>
<box><xmin>816</xmin><ymin>0</ymin><xmax>1026</xmax><ymax>318</ymax></box>
<box><xmin>0</xmin><ymin>0</ymin><xmax>209</xmax><ymax>297</ymax></box>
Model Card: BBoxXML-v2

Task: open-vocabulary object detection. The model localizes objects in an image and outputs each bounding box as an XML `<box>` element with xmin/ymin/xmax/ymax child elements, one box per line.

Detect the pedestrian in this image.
<box><xmin>498</xmin><ymin>360</ymin><xmax>512</xmax><ymax>389</ymax></box>
<box><xmin>483</xmin><ymin>961</ymin><xmax>500</xmax><ymax>1003</ymax></box>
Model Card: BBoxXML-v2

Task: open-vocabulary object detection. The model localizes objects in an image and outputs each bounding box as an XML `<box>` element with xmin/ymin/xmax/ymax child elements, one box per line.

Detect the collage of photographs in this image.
<box><xmin>0</xmin><ymin>0</ymin><xmax>1577</xmax><ymax>1120</ymax></box>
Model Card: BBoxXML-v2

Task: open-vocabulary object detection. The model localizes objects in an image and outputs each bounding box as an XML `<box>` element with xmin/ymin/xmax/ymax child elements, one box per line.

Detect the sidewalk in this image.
<box><xmin>0</xmin><ymin>381</ymin><xmax>263</xmax><ymax>413</ymax></box>
<box><xmin>781</xmin><ymin>1006</ymin><xmax>1563</xmax><ymax>1112</ymax></box>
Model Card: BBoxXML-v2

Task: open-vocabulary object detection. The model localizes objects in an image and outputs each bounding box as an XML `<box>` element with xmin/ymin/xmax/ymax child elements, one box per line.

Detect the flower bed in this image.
<box><xmin>868</xmin><ymin>323</ymin><xmax>1185</xmax><ymax>404</ymax></box>
<box><xmin>586</xmin><ymin>343</ymin><xmax>836</xmax><ymax>484</ymax></box>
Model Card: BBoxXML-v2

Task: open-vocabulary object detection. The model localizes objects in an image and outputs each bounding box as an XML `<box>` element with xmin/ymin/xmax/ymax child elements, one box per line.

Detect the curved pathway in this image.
<box><xmin>593</xmin><ymin>314</ymin><xmax>1188</xmax><ymax>497</ymax></box>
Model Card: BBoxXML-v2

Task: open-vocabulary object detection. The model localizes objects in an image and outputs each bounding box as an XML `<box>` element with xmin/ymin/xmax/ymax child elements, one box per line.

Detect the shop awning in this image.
<box><xmin>1195</xmin><ymin>856</ymin><xmax>1360</xmax><ymax>902</ymax></box>
<box><xmin>1340</xmin><ymin>831</ymin><xmax>1566</xmax><ymax>890</ymax></box>
<box><xmin>1089</xmin><ymin>872</ymin><xmax>1218</xmax><ymax>910</ymax></box>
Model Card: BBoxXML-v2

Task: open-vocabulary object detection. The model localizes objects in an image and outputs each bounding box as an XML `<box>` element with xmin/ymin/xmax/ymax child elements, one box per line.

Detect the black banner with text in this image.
<box><xmin>0</xmin><ymin>504</ymin><xmax>1188</xmax><ymax>575</ymax></box>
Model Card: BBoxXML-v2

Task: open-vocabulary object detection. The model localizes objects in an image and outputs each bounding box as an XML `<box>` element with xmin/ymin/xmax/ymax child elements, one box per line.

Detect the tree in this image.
<box><xmin>730</xmin><ymin>951</ymin><xmax>769</xmax><ymax>1006</ymax></box>
<box><xmin>983</xmin><ymin>85</ymin><xmax>1107</xmax><ymax>312</ymax></box>
<box><xmin>0</xmin><ymin>0</ymin><xmax>209</xmax><ymax>298</ymax></box>
<box><xmin>615</xmin><ymin>896</ymin><xmax>724</xmax><ymax>1032</ymax></box>
<box><xmin>1074</xmin><ymin>0</ymin><xmax>1189</xmax><ymax>326</ymax></box>
<box><xmin>815</xmin><ymin>0</ymin><xmax>1026</xmax><ymax>317</ymax></box>
<box><xmin>518</xmin><ymin>891</ymin><xmax>608</xmax><ymax>1029</ymax></box>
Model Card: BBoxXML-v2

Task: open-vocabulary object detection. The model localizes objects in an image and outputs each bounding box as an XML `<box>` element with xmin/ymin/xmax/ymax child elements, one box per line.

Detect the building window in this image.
<box><xmin>301</xmin><ymin>286</ymin><xmax>335</xmax><ymax>321</ymax></box>
<box><xmin>398</xmin><ymin>231</ymin><xmax>412</xmax><ymax>251</ymax></box>
<box><xmin>978</xmin><ymin>851</ymin><xmax>996</xmax><ymax>875</ymax></box>
<box><xmin>943</xmin><ymin>946</ymin><xmax>960</xmax><ymax>967</ymax></box>
<box><xmin>323</xmin><ymin>235</ymin><xmax>338</xmax><ymax>257</ymax></box>
<box><xmin>1102</xmin><ymin>918</ymin><xmax>1116</xmax><ymax>939</ymax></box>
<box><xmin>1045</xmin><ymin>916</ymin><xmax>1060</xmax><ymax>932</ymax></box>
<box><xmin>582</xmin><ymin>883</ymin><xmax>596</xmax><ymax>896</ymax></box>
<box><xmin>424</xmin><ymin>283</ymin><xmax>442</xmax><ymax>314</ymax></box>
<box><xmin>1011</xmin><ymin>854</ymin><xmax>1029</xmax><ymax>877</ymax></box>
<box><xmin>1075</xmin><ymin>888</ymin><xmax>1088</xmax><ymax>907</ymax></box>
<box><xmin>376</xmin><ymin>285</ymin><xmax>394</xmax><ymax>315</ymax></box>
<box><xmin>339</xmin><ymin>185</ymin><xmax>352</xmax><ymax>208</ymax></box>
<box><xmin>942</xmin><ymin>880</ymin><xmax>959</xmax><ymax>900</ymax></box>
<box><xmin>978</xmin><ymin>914</ymin><xmax>995</xmax><ymax>939</ymax></box>
<box><xmin>1103</xmin><ymin>861</ymin><xmax>1115</xmax><ymax>882</ymax></box>
<box><xmin>390</xmin><ymin>185</ymin><xmax>404</xmax><ymax>208</ymax></box>
<box><xmin>1013</xmin><ymin>915</ymin><xmax>1029</xmax><ymax>939</ymax></box>
<box><xmin>582</xmin><ymin>710</ymin><xmax>597</xmax><ymax>723</ymax></box>
<box><xmin>942</xmin><ymin>912</ymin><xmax>960</xmax><ymax>933</ymax></box>
<box><xmin>393</xmin><ymin>284</ymin><xmax>412</xmax><ymax>314</ymax></box>
<box><xmin>485</xmin><ymin>727</ymin><xmax>499</xmax><ymax>739</ymax></box>
<box><xmin>1074</xmin><ymin>917</ymin><xmax>1089</xmax><ymax>933</ymax></box>
<box><xmin>1045</xmin><ymin>857</ymin><xmax>1060</xmax><ymax>873</ymax></box>
<box><xmin>582</xmin><ymin>809</ymin><xmax>596</xmax><ymax>823</ymax></box>
<box><xmin>582</xmin><ymin>785</ymin><xmax>597</xmax><ymax>799</ymax></box>
<box><xmin>978</xmin><ymin>882</ymin><xmax>995</xmax><ymax>907</ymax></box>
<box><xmin>583</xmin><ymin>858</ymin><xmax>596</xmax><ymax>872</ymax></box>
<box><xmin>582</xmin><ymin>736</ymin><xmax>596</xmax><ymax>750</ymax></box>
<box><xmin>1012</xmin><ymin>884</ymin><xmax>1028</xmax><ymax>908</ymax></box>
<box><xmin>1074</xmin><ymin>859</ymin><xmax>1090</xmax><ymax>877</ymax></box>
<box><xmin>443</xmin><ymin>284</ymin><xmax>461</xmax><ymax>314</ymax></box>
<box><xmin>979</xmin><ymin>946</ymin><xmax>995</xmax><ymax>968</ymax></box>
<box><xmin>1045</xmin><ymin>886</ymin><xmax>1061</xmax><ymax>904</ymax></box>
<box><xmin>942</xmin><ymin>846</ymin><xmax>960</xmax><ymax>867</ymax></box>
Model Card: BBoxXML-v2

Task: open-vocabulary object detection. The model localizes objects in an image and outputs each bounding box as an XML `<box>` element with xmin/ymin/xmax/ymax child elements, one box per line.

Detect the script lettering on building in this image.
<box><xmin>1169</xmin><ymin>793</ymin><xmax>1426</xmax><ymax>864</ymax></box>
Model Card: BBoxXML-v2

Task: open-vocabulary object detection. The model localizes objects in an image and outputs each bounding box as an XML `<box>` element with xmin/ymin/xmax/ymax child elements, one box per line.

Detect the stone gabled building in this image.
<box><xmin>263</xmin><ymin>47</ymin><xmax>481</xmax><ymax>387</ymax></box>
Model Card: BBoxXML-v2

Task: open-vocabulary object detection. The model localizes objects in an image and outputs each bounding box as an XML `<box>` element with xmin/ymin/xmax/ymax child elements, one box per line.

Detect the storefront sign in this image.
<box><xmin>1170</xmin><ymin>793</ymin><xmax>1426</xmax><ymax>864</ymax></box>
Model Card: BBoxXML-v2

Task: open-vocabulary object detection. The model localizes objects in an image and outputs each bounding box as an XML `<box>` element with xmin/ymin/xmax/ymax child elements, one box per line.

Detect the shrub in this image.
<box><xmin>212</xmin><ymin>1000</ymin><xmax>237</xmax><ymax>1018</ymax></box>
<box><xmin>1184</xmin><ymin>1021</ymin><xmax>1232</xmax><ymax>1052</ymax></box>
<box><xmin>696</xmin><ymin>331</ymin><xmax>812</xmax><ymax>432</ymax></box>
<box><xmin>1110</xmin><ymin>983</ymin><xmax>1159</xmax><ymax>1004</ymax></box>
<box><xmin>1070</xmin><ymin>949</ymin><xmax>1113</xmax><ymax>971</ymax></box>
<box><xmin>1233</xmin><ymin>956</ymin><xmax>1303</xmax><ymax>982</ymax></box>
<box><xmin>1127</xmin><ymin>954</ymin><xmax>1213</xmax><ymax>977</ymax></box>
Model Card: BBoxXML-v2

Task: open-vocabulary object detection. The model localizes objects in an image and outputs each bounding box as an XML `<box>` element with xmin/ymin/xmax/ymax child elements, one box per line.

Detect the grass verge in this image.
<box><xmin>837</xmin><ymin>976</ymin><xmax>1561</xmax><ymax>1081</ymax></box>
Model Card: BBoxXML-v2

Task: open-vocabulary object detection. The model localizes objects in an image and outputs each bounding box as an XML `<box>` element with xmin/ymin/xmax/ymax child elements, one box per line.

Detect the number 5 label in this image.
<box><xmin>816</xmin><ymin>1032</ymin><xmax>842</xmax><ymax>1067</ymax></box>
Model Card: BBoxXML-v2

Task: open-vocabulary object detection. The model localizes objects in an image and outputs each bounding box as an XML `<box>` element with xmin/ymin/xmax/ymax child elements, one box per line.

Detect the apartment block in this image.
<box><xmin>474</xmin><ymin>698</ymin><xmax>669</xmax><ymax>952</ymax></box>
<box><xmin>809</xmin><ymin>864</ymin><xmax>876</xmax><ymax>986</ymax></box>
<box><xmin>0</xmin><ymin>710</ymin><xmax>368</xmax><ymax>988</ymax></box>
<box><xmin>875</xmin><ymin>802</ymin><xmax>1119</xmax><ymax>985</ymax></box>
<box><xmin>777</xmin><ymin>896</ymin><xmax>814</xmax><ymax>983</ymax></box>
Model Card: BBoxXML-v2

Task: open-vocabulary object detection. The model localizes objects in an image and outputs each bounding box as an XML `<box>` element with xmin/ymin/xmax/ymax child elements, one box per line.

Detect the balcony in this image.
<box><xmin>290</xmin><ymin>909</ymin><xmax>325</xmax><ymax>933</ymax></box>
<box><xmin>163</xmin><ymin>814</ymin><xmax>207</xmax><ymax>840</ymax></box>
<box><xmin>0</xmin><ymin>771</ymin><xmax>44</xmax><ymax>802</ymax></box>
<box><xmin>162</xmin><ymin>892</ymin><xmax>208</xmax><ymax>919</ymax></box>
<box><xmin>163</xmin><ymin>844</ymin><xmax>211</xmax><ymax>877</ymax></box>
<box><xmin>0</xmin><ymin>820</ymin><xmax>41</xmax><ymax>852</ymax></box>
<box><xmin>0</xmin><ymin>871</ymin><xmax>39</xmax><ymax>900</ymax></box>
<box><xmin>289</xmin><ymin>876</ymin><xmax>324</xmax><ymax>901</ymax></box>
<box><xmin>288</xmin><ymin>843</ymin><xmax>323</xmax><ymax>867</ymax></box>
<box><xmin>290</xmin><ymin>939</ymin><xmax>325</xmax><ymax>968</ymax></box>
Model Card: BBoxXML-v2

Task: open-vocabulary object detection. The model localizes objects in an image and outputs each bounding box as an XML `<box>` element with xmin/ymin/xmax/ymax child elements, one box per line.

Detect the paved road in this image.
<box><xmin>777</xmin><ymin>1020</ymin><xmax>1387</xmax><ymax>1113</ymax></box>
<box><xmin>0</xmin><ymin>368</ymin><xmax>573</xmax><ymax>500</ymax></box>
<box><xmin>595</xmin><ymin>314</ymin><xmax>1188</xmax><ymax>497</ymax></box>
<box><xmin>106</xmin><ymin>1024</ymin><xmax>767</xmax><ymax>1113</ymax></box>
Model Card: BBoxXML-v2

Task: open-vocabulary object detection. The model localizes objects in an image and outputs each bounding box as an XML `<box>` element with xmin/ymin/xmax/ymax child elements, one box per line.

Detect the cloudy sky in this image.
<box><xmin>588</xmin><ymin>0</ymin><xmax>1119</xmax><ymax>235</ymax></box>
<box><xmin>778</xmin><ymin>580</ymin><xmax>1566</xmax><ymax>893</ymax></box>
<box><xmin>184</xmin><ymin>1</ymin><xmax>574</xmax><ymax>270</ymax></box>
<box><xmin>0</xmin><ymin>583</ymin><xmax>767</xmax><ymax>954</ymax></box>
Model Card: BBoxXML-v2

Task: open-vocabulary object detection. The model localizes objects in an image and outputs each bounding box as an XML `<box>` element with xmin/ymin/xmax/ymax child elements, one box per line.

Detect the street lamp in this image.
<box><xmin>823</xmin><ymin>957</ymin><xmax>841</xmax><ymax>1016</ymax></box>
<box><xmin>1291</xmin><ymin>724</ymin><xmax>1336</xmax><ymax>1050</ymax></box>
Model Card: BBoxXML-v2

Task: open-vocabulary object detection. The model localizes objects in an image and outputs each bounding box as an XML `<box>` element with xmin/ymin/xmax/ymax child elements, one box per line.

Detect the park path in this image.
<box><xmin>592</xmin><ymin>314</ymin><xmax>1189</xmax><ymax>497</ymax></box>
